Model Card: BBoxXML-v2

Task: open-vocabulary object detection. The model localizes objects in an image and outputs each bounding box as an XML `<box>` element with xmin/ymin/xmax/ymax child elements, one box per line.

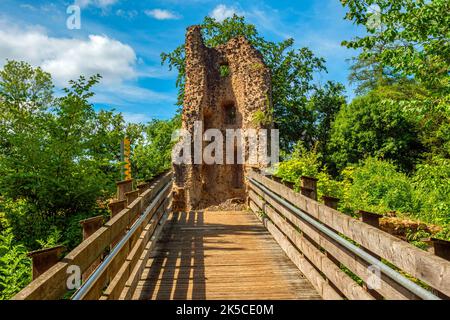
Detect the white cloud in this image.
<box><xmin>19</xmin><ymin>4</ymin><xmax>36</xmax><ymax>10</ymax></box>
<box><xmin>116</xmin><ymin>9</ymin><xmax>138</xmax><ymax>19</ymax></box>
<box><xmin>246</xmin><ymin>8</ymin><xmax>292</xmax><ymax>39</ymax></box>
<box><xmin>0</xmin><ymin>24</ymin><xmax>136</xmax><ymax>86</ymax></box>
<box><xmin>121</xmin><ymin>112</ymin><xmax>152</xmax><ymax>124</ymax></box>
<box><xmin>145</xmin><ymin>9</ymin><xmax>181</xmax><ymax>20</ymax></box>
<box><xmin>95</xmin><ymin>84</ymin><xmax>175</xmax><ymax>104</ymax></box>
<box><xmin>0</xmin><ymin>21</ymin><xmax>177</xmax><ymax>120</ymax></box>
<box><xmin>210</xmin><ymin>4</ymin><xmax>242</xmax><ymax>22</ymax></box>
<box><xmin>75</xmin><ymin>0</ymin><xmax>118</xmax><ymax>9</ymax></box>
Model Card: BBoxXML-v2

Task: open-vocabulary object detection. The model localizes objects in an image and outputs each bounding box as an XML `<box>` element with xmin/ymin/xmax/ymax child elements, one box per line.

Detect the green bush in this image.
<box><xmin>340</xmin><ymin>158</ymin><xmax>417</xmax><ymax>216</ymax></box>
<box><xmin>133</xmin><ymin>115</ymin><xmax>181</xmax><ymax>180</ymax></box>
<box><xmin>412</xmin><ymin>157</ymin><xmax>450</xmax><ymax>225</ymax></box>
<box><xmin>328</xmin><ymin>85</ymin><xmax>425</xmax><ymax>174</ymax></box>
<box><xmin>275</xmin><ymin>143</ymin><xmax>320</xmax><ymax>185</ymax></box>
<box><xmin>274</xmin><ymin>143</ymin><xmax>345</xmax><ymax>201</ymax></box>
<box><xmin>0</xmin><ymin>229</ymin><xmax>31</xmax><ymax>300</ymax></box>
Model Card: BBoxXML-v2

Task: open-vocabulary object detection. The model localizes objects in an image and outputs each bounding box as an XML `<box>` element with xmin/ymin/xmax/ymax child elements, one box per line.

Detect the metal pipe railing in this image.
<box><xmin>248</xmin><ymin>177</ymin><xmax>440</xmax><ymax>300</ymax></box>
<box><xmin>72</xmin><ymin>181</ymin><xmax>172</xmax><ymax>300</ymax></box>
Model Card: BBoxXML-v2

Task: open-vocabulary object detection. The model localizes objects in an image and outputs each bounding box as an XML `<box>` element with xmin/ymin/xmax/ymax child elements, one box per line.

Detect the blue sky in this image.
<box><xmin>0</xmin><ymin>0</ymin><xmax>365</xmax><ymax>123</ymax></box>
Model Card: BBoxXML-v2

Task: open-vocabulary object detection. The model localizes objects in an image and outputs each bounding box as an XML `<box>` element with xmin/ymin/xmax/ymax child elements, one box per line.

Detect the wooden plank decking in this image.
<box><xmin>132</xmin><ymin>211</ymin><xmax>321</xmax><ymax>300</ymax></box>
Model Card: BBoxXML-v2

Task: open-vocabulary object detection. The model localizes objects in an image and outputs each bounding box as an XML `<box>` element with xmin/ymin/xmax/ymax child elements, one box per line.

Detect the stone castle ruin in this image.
<box><xmin>172</xmin><ymin>25</ymin><xmax>273</xmax><ymax>212</ymax></box>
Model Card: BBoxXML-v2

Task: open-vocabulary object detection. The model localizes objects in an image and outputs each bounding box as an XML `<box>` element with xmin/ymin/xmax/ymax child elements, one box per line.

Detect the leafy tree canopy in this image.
<box><xmin>342</xmin><ymin>0</ymin><xmax>450</xmax><ymax>93</ymax></box>
<box><xmin>328</xmin><ymin>83</ymin><xmax>426</xmax><ymax>173</ymax></box>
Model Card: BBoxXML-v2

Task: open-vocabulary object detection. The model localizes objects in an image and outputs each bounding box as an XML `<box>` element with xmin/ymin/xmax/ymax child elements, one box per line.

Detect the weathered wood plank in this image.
<box><xmin>121</xmin><ymin>208</ymin><xmax>170</xmax><ymax>299</ymax></box>
<box><xmin>64</xmin><ymin>227</ymin><xmax>110</xmax><ymax>272</ymax></box>
<box><xmin>91</xmin><ymin>186</ymin><xmax>172</xmax><ymax>300</ymax></box>
<box><xmin>249</xmin><ymin>200</ymin><xmax>342</xmax><ymax>300</ymax></box>
<box><xmin>12</xmin><ymin>262</ymin><xmax>69</xmax><ymax>300</ymax></box>
<box><xmin>132</xmin><ymin>210</ymin><xmax>321</xmax><ymax>300</ymax></box>
<box><xmin>249</xmin><ymin>192</ymin><xmax>373</xmax><ymax>300</ymax></box>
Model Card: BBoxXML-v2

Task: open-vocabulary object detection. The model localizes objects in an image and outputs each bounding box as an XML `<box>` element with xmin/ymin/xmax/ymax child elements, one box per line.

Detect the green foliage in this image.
<box><xmin>307</xmin><ymin>82</ymin><xmax>347</xmax><ymax>159</ymax></box>
<box><xmin>219</xmin><ymin>65</ymin><xmax>230</xmax><ymax>77</ymax></box>
<box><xmin>36</xmin><ymin>227</ymin><xmax>62</xmax><ymax>250</ymax></box>
<box><xmin>252</xmin><ymin>106</ymin><xmax>273</xmax><ymax>127</ymax></box>
<box><xmin>0</xmin><ymin>61</ymin><xmax>157</xmax><ymax>298</ymax></box>
<box><xmin>133</xmin><ymin>115</ymin><xmax>181</xmax><ymax>180</ymax></box>
<box><xmin>328</xmin><ymin>84</ymin><xmax>425</xmax><ymax>173</ymax></box>
<box><xmin>341</xmin><ymin>0</ymin><xmax>450</xmax><ymax>165</ymax></box>
<box><xmin>161</xmin><ymin>15</ymin><xmax>346</xmax><ymax>152</ymax></box>
<box><xmin>412</xmin><ymin>157</ymin><xmax>450</xmax><ymax>225</ymax></box>
<box><xmin>340</xmin><ymin>158</ymin><xmax>417</xmax><ymax>215</ymax></box>
<box><xmin>0</xmin><ymin>60</ymin><xmax>53</xmax><ymax>111</ymax></box>
<box><xmin>275</xmin><ymin>143</ymin><xmax>320</xmax><ymax>185</ymax></box>
<box><xmin>276</xmin><ymin>151</ymin><xmax>449</xmax><ymax>231</ymax></box>
<box><xmin>405</xmin><ymin>229</ymin><xmax>432</xmax><ymax>250</ymax></box>
<box><xmin>341</xmin><ymin>0</ymin><xmax>450</xmax><ymax>92</ymax></box>
<box><xmin>0</xmin><ymin>64</ymin><xmax>117</xmax><ymax>218</ymax></box>
<box><xmin>0</xmin><ymin>229</ymin><xmax>31</xmax><ymax>300</ymax></box>
<box><xmin>274</xmin><ymin>143</ymin><xmax>345</xmax><ymax>201</ymax></box>
<box><xmin>348</xmin><ymin>45</ymin><xmax>406</xmax><ymax>96</ymax></box>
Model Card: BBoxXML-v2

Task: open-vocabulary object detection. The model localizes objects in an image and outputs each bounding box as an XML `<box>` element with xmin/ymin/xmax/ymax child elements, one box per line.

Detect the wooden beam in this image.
<box><xmin>13</xmin><ymin>172</ymin><xmax>173</xmax><ymax>300</ymax></box>
<box><xmin>248</xmin><ymin>170</ymin><xmax>450</xmax><ymax>296</ymax></box>
<box><xmin>249</xmin><ymin>191</ymin><xmax>374</xmax><ymax>300</ymax></box>
<box><xmin>250</xmin><ymin>200</ymin><xmax>342</xmax><ymax>300</ymax></box>
<box><xmin>249</xmin><ymin>184</ymin><xmax>418</xmax><ymax>300</ymax></box>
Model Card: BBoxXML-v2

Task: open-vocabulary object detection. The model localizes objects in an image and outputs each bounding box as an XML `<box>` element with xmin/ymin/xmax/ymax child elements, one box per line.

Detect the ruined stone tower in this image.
<box><xmin>173</xmin><ymin>25</ymin><xmax>272</xmax><ymax>212</ymax></box>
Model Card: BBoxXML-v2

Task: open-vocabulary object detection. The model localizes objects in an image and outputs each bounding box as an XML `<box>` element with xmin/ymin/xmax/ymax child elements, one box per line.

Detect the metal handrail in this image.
<box><xmin>72</xmin><ymin>181</ymin><xmax>172</xmax><ymax>300</ymax></box>
<box><xmin>248</xmin><ymin>177</ymin><xmax>440</xmax><ymax>300</ymax></box>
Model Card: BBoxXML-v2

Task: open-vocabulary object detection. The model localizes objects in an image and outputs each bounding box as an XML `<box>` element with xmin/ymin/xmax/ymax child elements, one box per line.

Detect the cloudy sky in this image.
<box><xmin>0</xmin><ymin>0</ymin><xmax>365</xmax><ymax>123</ymax></box>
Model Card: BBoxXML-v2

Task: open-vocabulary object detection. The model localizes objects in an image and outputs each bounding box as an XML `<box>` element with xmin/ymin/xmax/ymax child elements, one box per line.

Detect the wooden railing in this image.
<box><xmin>246</xmin><ymin>170</ymin><xmax>450</xmax><ymax>300</ymax></box>
<box><xmin>13</xmin><ymin>172</ymin><xmax>173</xmax><ymax>300</ymax></box>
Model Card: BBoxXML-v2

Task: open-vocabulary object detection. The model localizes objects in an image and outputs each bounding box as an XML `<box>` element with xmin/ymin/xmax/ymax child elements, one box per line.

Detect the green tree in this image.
<box><xmin>133</xmin><ymin>115</ymin><xmax>181</xmax><ymax>180</ymax></box>
<box><xmin>307</xmin><ymin>82</ymin><xmax>347</xmax><ymax>158</ymax></box>
<box><xmin>0</xmin><ymin>61</ymin><xmax>142</xmax><ymax>248</ymax></box>
<box><xmin>161</xmin><ymin>15</ymin><xmax>345</xmax><ymax>152</ymax></box>
<box><xmin>341</xmin><ymin>0</ymin><xmax>450</xmax><ymax>92</ymax></box>
<box><xmin>340</xmin><ymin>157</ymin><xmax>417</xmax><ymax>215</ymax></box>
<box><xmin>342</xmin><ymin>0</ymin><xmax>450</xmax><ymax>163</ymax></box>
<box><xmin>348</xmin><ymin>42</ymin><xmax>407</xmax><ymax>95</ymax></box>
<box><xmin>328</xmin><ymin>84</ymin><xmax>426</xmax><ymax>173</ymax></box>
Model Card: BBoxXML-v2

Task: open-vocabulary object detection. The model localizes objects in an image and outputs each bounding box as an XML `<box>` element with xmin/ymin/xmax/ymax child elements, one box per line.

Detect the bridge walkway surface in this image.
<box><xmin>132</xmin><ymin>211</ymin><xmax>321</xmax><ymax>300</ymax></box>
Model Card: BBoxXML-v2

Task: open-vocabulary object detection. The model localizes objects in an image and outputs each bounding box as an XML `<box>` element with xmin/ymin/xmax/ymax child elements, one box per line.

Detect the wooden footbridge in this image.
<box><xmin>13</xmin><ymin>171</ymin><xmax>450</xmax><ymax>300</ymax></box>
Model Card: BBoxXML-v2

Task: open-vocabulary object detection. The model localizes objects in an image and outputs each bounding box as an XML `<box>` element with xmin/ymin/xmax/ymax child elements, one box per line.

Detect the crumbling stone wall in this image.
<box><xmin>173</xmin><ymin>25</ymin><xmax>272</xmax><ymax>212</ymax></box>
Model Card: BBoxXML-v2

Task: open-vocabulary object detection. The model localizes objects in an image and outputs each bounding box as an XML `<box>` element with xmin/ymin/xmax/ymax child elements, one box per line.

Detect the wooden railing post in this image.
<box><xmin>116</xmin><ymin>179</ymin><xmax>133</xmax><ymax>201</ymax></box>
<box><xmin>28</xmin><ymin>245</ymin><xmax>65</xmax><ymax>280</ymax></box>
<box><xmin>108</xmin><ymin>199</ymin><xmax>127</xmax><ymax>218</ymax></box>
<box><xmin>359</xmin><ymin>210</ymin><xmax>382</xmax><ymax>228</ymax></box>
<box><xmin>301</xmin><ymin>176</ymin><xmax>318</xmax><ymax>201</ymax></box>
<box><xmin>80</xmin><ymin>216</ymin><xmax>104</xmax><ymax>281</ymax></box>
<box><xmin>80</xmin><ymin>216</ymin><xmax>104</xmax><ymax>240</ymax></box>
<box><xmin>137</xmin><ymin>183</ymin><xmax>149</xmax><ymax>195</ymax></box>
<box><xmin>283</xmin><ymin>181</ymin><xmax>295</xmax><ymax>190</ymax></box>
<box><xmin>431</xmin><ymin>238</ymin><xmax>450</xmax><ymax>261</ymax></box>
<box><xmin>322</xmin><ymin>196</ymin><xmax>340</xmax><ymax>210</ymax></box>
<box><xmin>271</xmin><ymin>176</ymin><xmax>283</xmax><ymax>184</ymax></box>
<box><xmin>125</xmin><ymin>190</ymin><xmax>139</xmax><ymax>205</ymax></box>
<box><xmin>358</xmin><ymin>210</ymin><xmax>383</xmax><ymax>299</ymax></box>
